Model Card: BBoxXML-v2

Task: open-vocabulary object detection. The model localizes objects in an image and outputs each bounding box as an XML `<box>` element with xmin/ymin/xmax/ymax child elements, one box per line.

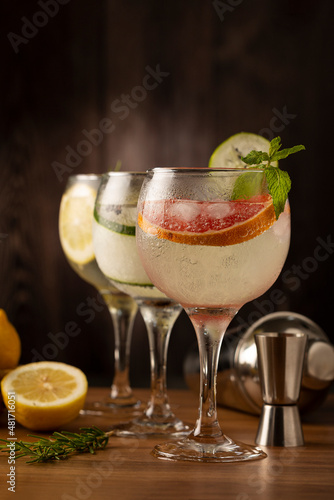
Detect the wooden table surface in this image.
<box><xmin>0</xmin><ymin>388</ymin><xmax>333</xmax><ymax>500</ymax></box>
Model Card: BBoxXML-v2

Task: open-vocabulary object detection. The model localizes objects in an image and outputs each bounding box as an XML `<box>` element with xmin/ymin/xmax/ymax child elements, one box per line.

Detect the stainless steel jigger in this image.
<box><xmin>255</xmin><ymin>332</ymin><xmax>307</xmax><ymax>447</ymax></box>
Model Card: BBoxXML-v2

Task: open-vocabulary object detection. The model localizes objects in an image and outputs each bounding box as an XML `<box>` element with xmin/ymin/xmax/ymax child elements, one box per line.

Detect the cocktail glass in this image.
<box><xmin>59</xmin><ymin>174</ymin><xmax>139</xmax><ymax>413</ymax></box>
<box><xmin>93</xmin><ymin>171</ymin><xmax>189</xmax><ymax>437</ymax></box>
<box><xmin>136</xmin><ymin>167</ymin><xmax>291</xmax><ymax>462</ymax></box>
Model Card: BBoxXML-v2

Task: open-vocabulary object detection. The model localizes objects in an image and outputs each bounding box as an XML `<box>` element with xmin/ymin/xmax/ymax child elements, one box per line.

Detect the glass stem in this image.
<box><xmin>101</xmin><ymin>292</ymin><xmax>138</xmax><ymax>400</ymax></box>
<box><xmin>185</xmin><ymin>307</ymin><xmax>238</xmax><ymax>439</ymax></box>
<box><xmin>137</xmin><ymin>300</ymin><xmax>181</xmax><ymax>420</ymax></box>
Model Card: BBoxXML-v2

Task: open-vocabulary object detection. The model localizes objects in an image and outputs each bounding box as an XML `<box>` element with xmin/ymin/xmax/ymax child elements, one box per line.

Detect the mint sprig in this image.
<box><xmin>233</xmin><ymin>136</ymin><xmax>305</xmax><ymax>219</ymax></box>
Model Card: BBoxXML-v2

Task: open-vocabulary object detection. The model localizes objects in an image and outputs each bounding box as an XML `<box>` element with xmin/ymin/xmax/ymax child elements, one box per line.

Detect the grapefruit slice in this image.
<box><xmin>138</xmin><ymin>195</ymin><xmax>276</xmax><ymax>247</ymax></box>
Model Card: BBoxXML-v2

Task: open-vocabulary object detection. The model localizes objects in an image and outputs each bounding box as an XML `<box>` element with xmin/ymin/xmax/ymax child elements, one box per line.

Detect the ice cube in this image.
<box><xmin>169</xmin><ymin>201</ymin><xmax>202</xmax><ymax>223</ymax></box>
<box><xmin>205</xmin><ymin>202</ymin><xmax>232</xmax><ymax>219</ymax></box>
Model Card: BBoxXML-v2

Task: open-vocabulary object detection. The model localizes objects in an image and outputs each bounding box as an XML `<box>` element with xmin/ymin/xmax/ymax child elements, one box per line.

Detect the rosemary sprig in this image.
<box><xmin>0</xmin><ymin>426</ymin><xmax>114</xmax><ymax>463</ymax></box>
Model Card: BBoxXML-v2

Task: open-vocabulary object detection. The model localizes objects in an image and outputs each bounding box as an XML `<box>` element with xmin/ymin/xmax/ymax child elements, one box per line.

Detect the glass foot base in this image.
<box><xmin>80</xmin><ymin>397</ymin><xmax>142</xmax><ymax>416</ymax></box>
<box><xmin>151</xmin><ymin>434</ymin><xmax>267</xmax><ymax>463</ymax></box>
<box><xmin>110</xmin><ymin>417</ymin><xmax>191</xmax><ymax>439</ymax></box>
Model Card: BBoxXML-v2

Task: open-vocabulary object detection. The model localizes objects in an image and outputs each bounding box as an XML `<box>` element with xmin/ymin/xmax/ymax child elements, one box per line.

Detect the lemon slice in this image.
<box><xmin>1</xmin><ymin>362</ymin><xmax>88</xmax><ymax>430</ymax></box>
<box><xmin>59</xmin><ymin>183</ymin><xmax>97</xmax><ymax>265</ymax></box>
<box><xmin>209</xmin><ymin>132</ymin><xmax>278</xmax><ymax>168</ymax></box>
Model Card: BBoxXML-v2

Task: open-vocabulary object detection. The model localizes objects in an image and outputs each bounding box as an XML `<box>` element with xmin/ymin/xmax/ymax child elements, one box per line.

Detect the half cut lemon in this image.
<box><xmin>1</xmin><ymin>362</ymin><xmax>88</xmax><ymax>430</ymax></box>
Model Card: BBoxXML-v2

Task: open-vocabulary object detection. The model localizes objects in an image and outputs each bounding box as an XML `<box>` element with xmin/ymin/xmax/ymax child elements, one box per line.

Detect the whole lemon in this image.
<box><xmin>0</xmin><ymin>309</ymin><xmax>21</xmax><ymax>370</ymax></box>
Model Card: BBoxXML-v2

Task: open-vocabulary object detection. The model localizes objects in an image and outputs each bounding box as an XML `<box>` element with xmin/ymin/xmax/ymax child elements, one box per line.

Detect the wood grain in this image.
<box><xmin>0</xmin><ymin>388</ymin><xmax>333</xmax><ymax>500</ymax></box>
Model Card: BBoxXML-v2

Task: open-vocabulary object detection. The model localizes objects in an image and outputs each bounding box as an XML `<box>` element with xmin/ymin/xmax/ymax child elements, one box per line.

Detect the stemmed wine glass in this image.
<box><xmin>92</xmin><ymin>171</ymin><xmax>189</xmax><ymax>437</ymax></box>
<box><xmin>136</xmin><ymin>167</ymin><xmax>291</xmax><ymax>462</ymax></box>
<box><xmin>59</xmin><ymin>174</ymin><xmax>139</xmax><ymax>413</ymax></box>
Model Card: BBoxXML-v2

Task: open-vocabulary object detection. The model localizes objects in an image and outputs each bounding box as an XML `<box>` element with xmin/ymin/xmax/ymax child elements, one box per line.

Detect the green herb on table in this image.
<box><xmin>0</xmin><ymin>427</ymin><xmax>114</xmax><ymax>464</ymax></box>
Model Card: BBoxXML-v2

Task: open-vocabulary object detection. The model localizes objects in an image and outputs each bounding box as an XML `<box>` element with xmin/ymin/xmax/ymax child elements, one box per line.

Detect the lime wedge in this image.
<box><xmin>208</xmin><ymin>132</ymin><xmax>278</xmax><ymax>168</ymax></box>
<box><xmin>59</xmin><ymin>183</ymin><xmax>97</xmax><ymax>265</ymax></box>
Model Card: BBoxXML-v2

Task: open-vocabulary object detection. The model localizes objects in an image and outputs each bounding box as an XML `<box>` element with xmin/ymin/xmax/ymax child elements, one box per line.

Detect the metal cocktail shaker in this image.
<box><xmin>184</xmin><ymin>311</ymin><xmax>334</xmax><ymax>415</ymax></box>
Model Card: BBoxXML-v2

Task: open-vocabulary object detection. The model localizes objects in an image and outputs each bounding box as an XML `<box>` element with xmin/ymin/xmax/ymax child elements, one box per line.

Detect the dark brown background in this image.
<box><xmin>1</xmin><ymin>0</ymin><xmax>333</xmax><ymax>389</ymax></box>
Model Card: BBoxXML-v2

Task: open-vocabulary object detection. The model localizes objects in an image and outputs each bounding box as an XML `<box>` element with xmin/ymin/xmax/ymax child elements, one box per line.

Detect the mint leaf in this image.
<box><xmin>232</xmin><ymin>171</ymin><xmax>265</xmax><ymax>200</ymax></box>
<box><xmin>241</xmin><ymin>150</ymin><xmax>269</xmax><ymax>165</ymax></box>
<box><xmin>271</xmin><ymin>144</ymin><xmax>305</xmax><ymax>162</ymax></box>
<box><xmin>269</xmin><ymin>136</ymin><xmax>282</xmax><ymax>157</ymax></box>
<box><xmin>264</xmin><ymin>166</ymin><xmax>291</xmax><ymax>219</ymax></box>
